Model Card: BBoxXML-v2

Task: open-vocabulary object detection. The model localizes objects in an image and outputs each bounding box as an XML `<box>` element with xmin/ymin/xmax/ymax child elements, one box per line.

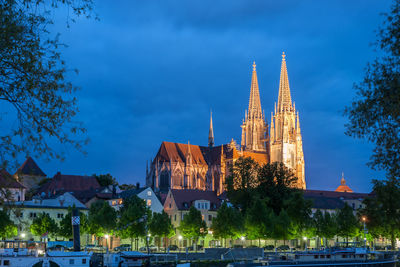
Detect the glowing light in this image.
<box><xmin>148</xmin><ymin>233</ymin><xmax>151</xmax><ymax>237</ymax></box>
<box><xmin>362</xmin><ymin>216</ymin><xmax>366</xmax><ymax>222</ymax></box>
<box><xmin>105</xmin><ymin>234</ymin><xmax>109</xmax><ymax>239</ymax></box>
<box><xmin>240</xmin><ymin>236</ymin><xmax>245</xmax><ymax>241</ymax></box>
<box><xmin>178</xmin><ymin>235</ymin><xmax>183</xmax><ymax>240</ymax></box>
<box><xmin>20</xmin><ymin>233</ymin><xmax>26</xmax><ymax>238</ymax></box>
<box><xmin>37</xmin><ymin>249</ymin><xmax>44</xmax><ymax>254</ymax></box>
<box><xmin>303</xmin><ymin>237</ymin><xmax>307</xmax><ymax>241</ymax></box>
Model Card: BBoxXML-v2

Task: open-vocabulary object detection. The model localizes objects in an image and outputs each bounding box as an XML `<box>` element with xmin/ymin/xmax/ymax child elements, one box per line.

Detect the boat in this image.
<box><xmin>0</xmin><ymin>240</ymin><xmax>92</xmax><ymax>267</ymax></box>
<box><xmin>103</xmin><ymin>251</ymin><xmax>152</xmax><ymax>267</ymax></box>
<box><xmin>227</xmin><ymin>248</ymin><xmax>398</xmax><ymax>267</ymax></box>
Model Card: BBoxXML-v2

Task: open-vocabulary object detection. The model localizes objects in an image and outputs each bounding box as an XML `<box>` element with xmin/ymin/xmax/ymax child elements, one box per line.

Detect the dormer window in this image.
<box><xmin>183</xmin><ymin>202</ymin><xmax>188</xmax><ymax>208</ymax></box>
<box><xmin>147</xmin><ymin>191</ymin><xmax>152</xmax><ymax>196</ymax></box>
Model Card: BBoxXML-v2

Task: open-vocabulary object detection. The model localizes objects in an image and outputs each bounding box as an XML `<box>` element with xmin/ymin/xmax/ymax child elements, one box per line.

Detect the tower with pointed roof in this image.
<box><xmin>270</xmin><ymin>53</ymin><xmax>306</xmax><ymax>189</ymax></box>
<box><xmin>208</xmin><ymin>111</ymin><xmax>214</xmax><ymax>147</ymax></box>
<box><xmin>241</xmin><ymin>62</ymin><xmax>268</xmax><ymax>152</ymax></box>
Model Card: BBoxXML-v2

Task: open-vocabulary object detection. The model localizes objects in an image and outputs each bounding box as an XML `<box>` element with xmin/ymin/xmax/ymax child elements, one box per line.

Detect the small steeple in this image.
<box><xmin>208</xmin><ymin>110</ymin><xmax>214</xmax><ymax>147</ymax></box>
<box><xmin>277</xmin><ymin>52</ymin><xmax>293</xmax><ymax>112</ymax></box>
<box><xmin>341</xmin><ymin>172</ymin><xmax>346</xmax><ymax>185</ymax></box>
<box><xmin>296</xmin><ymin>112</ymin><xmax>301</xmax><ymax>133</ymax></box>
<box><xmin>248</xmin><ymin>61</ymin><xmax>262</xmax><ymax>118</ymax></box>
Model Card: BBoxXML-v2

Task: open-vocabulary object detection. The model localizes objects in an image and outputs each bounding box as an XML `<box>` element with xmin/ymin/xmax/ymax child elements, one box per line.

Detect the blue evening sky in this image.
<box><xmin>35</xmin><ymin>0</ymin><xmax>392</xmax><ymax>192</ymax></box>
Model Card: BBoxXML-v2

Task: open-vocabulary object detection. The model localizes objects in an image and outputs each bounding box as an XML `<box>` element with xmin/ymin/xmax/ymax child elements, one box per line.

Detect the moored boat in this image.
<box><xmin>228</xmin><ymin>248</ymin><xmax>398</xmax><ymax>267</ymax></box>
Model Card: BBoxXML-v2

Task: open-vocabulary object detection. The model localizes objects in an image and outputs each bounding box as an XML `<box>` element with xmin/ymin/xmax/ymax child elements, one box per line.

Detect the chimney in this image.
<box><xmin>136</xmin><ymin>182</ymin><xmax>140</xmax><ymax>189</ymax></box>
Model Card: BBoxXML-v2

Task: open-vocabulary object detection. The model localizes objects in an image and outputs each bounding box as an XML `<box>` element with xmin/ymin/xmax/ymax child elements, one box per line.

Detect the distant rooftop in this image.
<box><xmin>0</xmin><ymin>169</ymin><xmax>25</xmax><ymax>189</ymax></box>
<box><xmin>15</xmin><ymin>157</ymin><xmax>46</xmax><ymax>177</ymax></box>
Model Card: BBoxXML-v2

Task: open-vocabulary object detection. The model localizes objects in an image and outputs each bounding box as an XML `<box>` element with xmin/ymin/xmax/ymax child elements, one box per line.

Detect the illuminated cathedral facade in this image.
<box><xmin>146</xmin><ymin>53</ymin><xmax>306</xmax><ymax>194</ymax></box>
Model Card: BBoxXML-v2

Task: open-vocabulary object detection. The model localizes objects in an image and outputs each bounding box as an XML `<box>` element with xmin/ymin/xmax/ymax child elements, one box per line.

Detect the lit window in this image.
<box><xmin>69</xmin><ymin>259</ymin><xmax>75</xmax><ymax>264</ymax></box>
<box><xmin>112</xmin><ymin>201</ymin><xmax>116</xmax><ymax>206</ymax></box>
<box><xmin>147</xmin><ymin>199</ymin><xmax>151</xmax><ymax>206</ymax></box>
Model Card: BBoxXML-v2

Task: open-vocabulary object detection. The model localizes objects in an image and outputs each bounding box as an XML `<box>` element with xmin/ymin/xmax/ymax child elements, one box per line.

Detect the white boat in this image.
<box><xmin>0</xmin><ymin>240</ymin><xmax>92</xmax><ymax>267</ymax></box>
<box><xmin>103</xmin><ymin>251</ymin><xmax>151</xmax><ymax>267</ymax></box>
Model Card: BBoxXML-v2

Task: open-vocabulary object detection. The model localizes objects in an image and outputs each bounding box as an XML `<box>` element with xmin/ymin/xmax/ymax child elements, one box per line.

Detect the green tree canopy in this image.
<box><xmin>225</xmin><ymin>157</ymin><xmax>259</xmax><ymax>214</ymax></box>
<box><xmin>93</xmin><ymin>174</ymin><xmax>117</xmax><ymax>187</ymax></box>
<box><xmin>257</xmin><ymin>162</ymin><xmax>298</xmax><ymax>215</ymax></box>
<box><xmin>117</xmin><ymin>195</ymin><xmax>149</xmax><ymax>249</ymax></box>
<box><xmin>244</xmin><ymin>198</ymin><xmax>273</xmax><ymax>242</ymax></box>
<box><xmin>179</xmin><ymin>206</ymin><xmax>207</xmax><ymax>245</ymax></box>
<box><xmin>58</xmin><ymin>207</ymin><xmax>88</xmax><ymax>239</ymax></box>
<box><xmin>212</xmin><ymin>202</ymin><xmax>244</xmax><ymax>246</ymax></box>
<box><xmin>148</xmin><ymin>211</ymin><xmax>175</xmax><ymax>248</ymax></box>
<box><xmin>87</xmin><ymin>200</ymin><xmax>117</xmax><ymax>238</ymax></box>
<box><xmin>0</xmin><ymin>209</ymin><xmax>17</xmax><ymax>239</ymax></box>
<box><xmin>271</xmin><ymin>209</ymin><xmax>293</xmax><ymax>245</ymax></box>
<box><xmin>336</xmin><ymin>203</ymin><xmax>360</xmax><ymax>245</ymax></box>
<box><xmin>286</xmin><ymin>191</ymin><xmax>314</xmax><ymax>238</ymax></box>
<box><xmin>30</xmin><ymin>212</ymin><xmax>58</xmax><ymax>238</ymax></box>
<box><xmin>361</xmin><ymin>178</ymin><xmax>400</xmax><ymax>249</ymax></box>
<box><xmin>0</xmin><ymin>0</ymin><xmax>94</xmax><ymax>170</ymax></box>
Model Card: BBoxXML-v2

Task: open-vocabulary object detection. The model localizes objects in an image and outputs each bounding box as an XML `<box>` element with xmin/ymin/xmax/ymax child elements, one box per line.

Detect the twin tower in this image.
<box><xmin>240</xmin><ymin>53</ymin><xmax>306</xmax><ymax>189</ymax></box>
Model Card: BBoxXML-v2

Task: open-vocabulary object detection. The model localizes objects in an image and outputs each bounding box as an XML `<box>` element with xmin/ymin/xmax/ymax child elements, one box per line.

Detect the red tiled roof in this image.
<box><xmin>0</xmin><ymin>169</ymin><xmax>25</xmax><ymax>189</ymax></box>
<box><xmin>154</xmin><ymin>141</ymin><xmax>268</xmax><ymax>167</ymax></box>
<box><xmin>156</xmin><ymin>142</ymin><xmax>208</xmax><ymax>165</ymax></box>
<box><xmin>242</xmin><ymin>151</ymin><xmax>269</xmax><ymax>165</ymax></box>
<box><xmin>335</xmin><ymin>184</ymin><xmax>354</xmax><ymax>193</ymax></box>
<box><xmin>170</xmin><ymin>189</ymin><xmax>221</xmax><ymax>211</ymax></box>
<box><xmin>39</xmin><ymin>172</ymin><xmax>100</xmax><ymax>195</ymax></box>
<box><xmin>15</xmin><ymin>157</ymin><xmax>46</xmax><ymax>177</ymax></box>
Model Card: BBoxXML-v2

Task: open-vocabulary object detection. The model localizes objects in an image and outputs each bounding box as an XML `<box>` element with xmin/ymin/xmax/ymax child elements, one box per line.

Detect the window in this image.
<box><xmin>19</xmin><ymin>212</ymin><xmax>23</xmax><ymax>218</ymax></box>
<box><xmin>147</xmin><ymin>191</ymin><xmax>152</xmax><ymax>196</ymax></box>
<box><xmin>208</xmin><ymin>215</ymin><xmax>212</xmax><ymax>221</ymax></box>
<box><xmin>169</xmin><ymin>203</ymin><xmax>171</xmax><ymax>208</ymax></box>
<box><xmin>352</xmin><ymin>203</ymin><xmax>355</xmax><ymax>210</ymax></box>
<box><xmin>69</xmin><ymin>259</ymin><xmax>75</xmax><ymax>264</ymax></box>
<box><xmin>57</xmin><ymin>213</ymin><xmax>64</xmax><ymax>218</ymax></box>
<box><xmin>29</xmin><ymin>212</ymin><xmax>37</xmax><ymax>218</ymax></box>
<box><xmin>112</xmin><ymin>200</ymin><xmax>116</xmax><ymax>206</ymax></box>
<box><xmin>202</xmin><ymin>215</ymin><xmax>204</xmax><ymax>220</ymax></box>
<box><xmin>174</xmin><ymin>214</ymin><xmax>176</xmax><ymax>221</ymax></box>
<box><xmin>4</xmin><ymin>260</ymin><xmax>9</xmax><ymax>266</ymax></box>
<box><xmin>82</xmin><ymin>259</ymin><xmax>86</xmax><ymax>264</ymax></box>
<box><xmin>147</xmin><ymin>199</ymin><xmax>151</xmax><ymax>206</ymax></box>
<box><xmin>205</xmin><ymin>203</ymin><xmax>208</xmax><ymax>209</ymax></box>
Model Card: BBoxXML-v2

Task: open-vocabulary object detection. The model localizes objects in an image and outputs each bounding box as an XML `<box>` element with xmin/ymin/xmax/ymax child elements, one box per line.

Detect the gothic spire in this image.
<box><xmin>208</xmin><ymin>110</ymin><xmax>214</xmax><ymax>147</ymax></box>
<box><xmin>341</xmin><ymin>172</ymin><xmax>346</xmax><ymax>185</ymax></box>
<box><xmin>248</xmin><ymin>61</ymin><xmax>262</xmax><ymax>118</ymax></box>
<box><xmin>277</xmin><ymin>52</ymin><xmax>293</xmax><ymax>112</ymax></box>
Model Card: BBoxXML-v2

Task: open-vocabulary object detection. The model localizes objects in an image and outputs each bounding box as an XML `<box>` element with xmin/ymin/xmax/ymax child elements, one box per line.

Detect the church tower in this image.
<box><xmin>241</xmin><ymin>62</ymin><xmax>268</xmax><ymax>152</ymax></box>
<box><xmin>270</xmin><ymin>53</ymin><xmax>306</xmax><ymax>189</ymax></box>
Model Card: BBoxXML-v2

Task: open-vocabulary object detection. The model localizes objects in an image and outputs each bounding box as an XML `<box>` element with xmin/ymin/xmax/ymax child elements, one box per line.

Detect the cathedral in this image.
<box><xmin>146</xmin><ymin>53</ymin><xmax>306</xmax><ymax>194</ymax></box>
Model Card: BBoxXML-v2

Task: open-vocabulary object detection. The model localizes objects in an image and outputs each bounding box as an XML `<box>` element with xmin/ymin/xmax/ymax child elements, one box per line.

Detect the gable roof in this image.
<box><xmin>154</xmin><ymin>141</ymin><xmax>268</xmax><ymax>167</ymax></box>
<box><xmin>15</xmin><ymin>157</ymin><xmax>46</xmax><ymax>177</ymax></box>
<box><xmin>39</xmin><ymin>172</ymin><xmax>100</xmax><ymax>195</ymax></box>
<box><xmin>170</xmin><ymin>189</ymin><xmax>221</xmax><ymax>211</ymax></box>
<box><xmin>119</xmin><ymin>187</ymin><xmax>146</xmax><ymax>199</ymax></box>
<box><xmin>0</xmin><ymin>169</ymin><xmax>25</xmax><ymax>189</ymax></box>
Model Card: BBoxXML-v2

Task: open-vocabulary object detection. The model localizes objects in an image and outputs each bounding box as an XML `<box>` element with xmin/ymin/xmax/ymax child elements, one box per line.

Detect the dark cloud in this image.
<box><xmin>36</xmin><ymin>0</ymin><xmax>391</xmax><ymax>192</ymax></box>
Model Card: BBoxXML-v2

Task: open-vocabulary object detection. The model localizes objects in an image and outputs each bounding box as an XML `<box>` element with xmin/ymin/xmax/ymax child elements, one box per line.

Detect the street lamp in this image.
<box><xmin>20</xmin><ymin>233</ymin><xmax>26</xmax><ymax>239</ymax></box>
<box><xmin>362</xmin><ymin>217</ymin><xmax>367</xmax><ymax>248</ymax></box>
<box><xmin>104</xmin><ymin>234</ymin><xmax>109</xmax><ymax>251</ymax></box>
<box><xmin>303</xmin><ymin>237</ymin><xmax>307</xmax><ymax>251</ymax></box>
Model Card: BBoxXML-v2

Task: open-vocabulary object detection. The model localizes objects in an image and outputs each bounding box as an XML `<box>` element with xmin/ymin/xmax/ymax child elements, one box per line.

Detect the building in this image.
<box><xmin>4</xmin><ymin>192</ymin><xmax>88</xmax><ymax>241</ymax></box>
<box><xmin>38</xmin><ymin>172</ymin><xmax>101</xmax><ymax>197</ymax></box>
<box><xmin>304</xmin><ymin>189</ymin><xmax>371</xmax><ymax>214</ymax></box>
<box><xmin>147</xmin><ymin>53</ymin><xmax>305</xmax><ymax>193</ymax></box>
<box><xmin>269</xmin><ymin>53</ymin><xmax>305</xmax><ymax>189</ymax></box>
<box><xmin>163</xmin><ymin>189</ymin><xmax>221</xmax><ymax>247</ymax></box>
<box><xmin>335</xmin><ymin>173</ymin><xmax>354</xmax><ymax>193</ymax></box>
<box><xmin>14</xmin><ymin>157</ymin><xmax>46</xmax><ymax>193</ymax></box>
<box><xmin>0</xmin><ymin>169</ymin><xmax>26</xmax><ymax>202</ymax></box>
<box><xmin>116</xmin><ymin>187</ymin><xmax>163</xmax><ymax>213</ymax></box>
